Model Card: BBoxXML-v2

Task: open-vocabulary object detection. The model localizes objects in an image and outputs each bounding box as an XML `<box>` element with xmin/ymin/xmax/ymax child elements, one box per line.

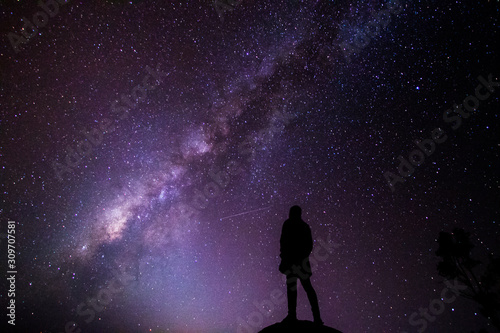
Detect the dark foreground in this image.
<box><xmin>259</xmin><ymin>320</ymin><xmax>343</xmax><ymax>333</ymax></box>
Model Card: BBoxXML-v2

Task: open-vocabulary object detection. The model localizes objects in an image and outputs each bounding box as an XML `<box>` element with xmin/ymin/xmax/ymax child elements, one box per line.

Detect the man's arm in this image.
<box><xmin>305</xmin><ymin>225</ymin><xmax>313</xmax><ymax>256</ymax></box>
<box><xmin>279</xmin><ymin>221</ymin><xmax>288</xmax><ymax>259</ymax></box>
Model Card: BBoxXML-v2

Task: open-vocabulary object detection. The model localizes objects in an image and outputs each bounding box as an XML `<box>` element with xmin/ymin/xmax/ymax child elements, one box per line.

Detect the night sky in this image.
<box><xmin>1</xmin><ymin>0</ymin><xmax>499</xmax><ymax>332</ymax></box>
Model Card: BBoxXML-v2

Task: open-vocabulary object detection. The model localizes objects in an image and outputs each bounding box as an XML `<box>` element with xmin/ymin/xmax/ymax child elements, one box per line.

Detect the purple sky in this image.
<box><xmin>1</xmin><ymin>0</ymin><xmax>499</xmax><ymax>332</ymax></box>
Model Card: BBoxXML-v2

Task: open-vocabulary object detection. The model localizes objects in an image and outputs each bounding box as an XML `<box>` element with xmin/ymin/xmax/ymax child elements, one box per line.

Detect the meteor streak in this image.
<box><xmin>219</xmin><ymin>205</ymin><xmax>272</xmax><ymax>221</ymax></box>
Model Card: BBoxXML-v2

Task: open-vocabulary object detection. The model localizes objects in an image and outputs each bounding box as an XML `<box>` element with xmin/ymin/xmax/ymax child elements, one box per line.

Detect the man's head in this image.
<box><xmin>289</xmin><ymin>205</ymin><xmax>302</xmax><ymax>219</ymax></box>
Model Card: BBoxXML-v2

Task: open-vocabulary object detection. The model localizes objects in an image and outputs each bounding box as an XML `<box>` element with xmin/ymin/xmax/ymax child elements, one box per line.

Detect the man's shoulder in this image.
<box><xmin>283</xmin><ymin>218</ymin><xmax>310</xmax><ymax>228</ymax></box>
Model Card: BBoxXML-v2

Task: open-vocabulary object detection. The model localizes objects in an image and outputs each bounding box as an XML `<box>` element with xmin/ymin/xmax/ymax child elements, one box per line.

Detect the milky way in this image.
<box><xmin>1</xmin><ymin>0</ymin><xmax>499</xmax><ymax>332</ymax></box>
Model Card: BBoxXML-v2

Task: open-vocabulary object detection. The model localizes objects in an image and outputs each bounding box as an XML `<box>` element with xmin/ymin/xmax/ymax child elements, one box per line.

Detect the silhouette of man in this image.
<box><xmin>279</xmin><ymin>205</ymin><xmax>323</xmax><ymax>325</ymax></box>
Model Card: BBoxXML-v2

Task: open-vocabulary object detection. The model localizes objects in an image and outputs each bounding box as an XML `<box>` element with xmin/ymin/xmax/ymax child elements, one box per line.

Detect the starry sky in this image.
<box><xmin>1</xmin><ymin>0</ymin><xmax>499</xmax><ymax>332</ymax></box>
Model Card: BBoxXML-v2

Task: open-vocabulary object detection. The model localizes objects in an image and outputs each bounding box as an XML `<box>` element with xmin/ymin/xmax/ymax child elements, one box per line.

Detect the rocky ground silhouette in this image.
<box><xmin>258</xmin><ymin>320</ymin><xmax>343</xmax><ymax>333</ymax></box>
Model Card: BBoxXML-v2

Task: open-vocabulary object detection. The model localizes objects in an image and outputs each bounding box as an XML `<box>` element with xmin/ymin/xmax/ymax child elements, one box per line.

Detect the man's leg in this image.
<box><xmin>300</xmin><ymin>278</ymin><xmax>323</xmax><ymax>324</ymax></box>
<box><xmin>285</xmin><ymin>275</ymin><xmax>298</xmax><ymax>320</ymax></box>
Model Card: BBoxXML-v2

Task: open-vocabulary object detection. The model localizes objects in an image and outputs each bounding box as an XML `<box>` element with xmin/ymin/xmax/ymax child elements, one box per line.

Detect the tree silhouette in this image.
<box><xmin>436</xmin><ymin>228</ymin><xmax>500</xmax><ymax>331</ymax></box>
